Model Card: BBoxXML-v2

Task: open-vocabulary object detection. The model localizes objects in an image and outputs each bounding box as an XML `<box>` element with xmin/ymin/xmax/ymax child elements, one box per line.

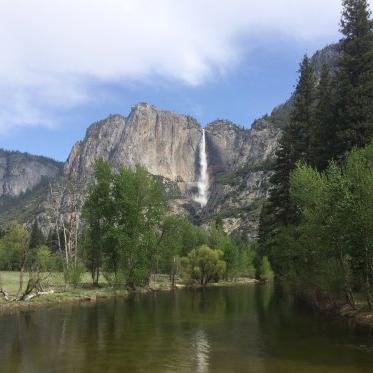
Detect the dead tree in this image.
<box><xmin>48</xmin><ymin>176</ymin><xmax>82</xmax><ymax>285</ymax></box>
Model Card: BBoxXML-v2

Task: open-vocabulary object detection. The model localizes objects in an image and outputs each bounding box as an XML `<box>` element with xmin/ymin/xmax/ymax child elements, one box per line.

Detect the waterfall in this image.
<box><xmin>194</xmin><ymin>129</ymin><xmax>209</xmax><ymax>207</ymax></box>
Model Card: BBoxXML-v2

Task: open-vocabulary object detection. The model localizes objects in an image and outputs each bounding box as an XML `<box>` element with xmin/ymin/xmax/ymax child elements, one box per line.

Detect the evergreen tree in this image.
<box><xmin>334</xmin><ymin>0</ymin><xmax>373</xmax><ymax>156</ymax></box>
<box><xmin>28</xmin><ymin>221</ymin><xmax>46</xmax><ymax>270</ymax></box>
<box><xmin>29</xmin><ymin>221</ymin><xmax>45</xmax><ymax>250</ymax></box>
<box><xmin>311</xmin><ymin>64</ymin><xmax>337</xmax><ymax>170</ymax></box>
<box><xmin>290</xmin><ymin>55</ymin><xmax>316</xmax><ymax>162</ymax></box>
<box><xmin>264</xmin><ymin>56</ymin><xmax>316</xmax><ymax>231</ymax></box>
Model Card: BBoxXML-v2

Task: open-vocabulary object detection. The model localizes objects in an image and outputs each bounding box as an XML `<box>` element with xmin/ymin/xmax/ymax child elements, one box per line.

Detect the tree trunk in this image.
<box><xmin>17</xmin><ymin>264</ymin><xmax>25</xmax><ymax>297</ymax></box>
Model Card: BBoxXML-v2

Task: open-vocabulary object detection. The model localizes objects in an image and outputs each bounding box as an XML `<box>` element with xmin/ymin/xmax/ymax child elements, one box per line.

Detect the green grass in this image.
<box><xmin>0</xmin><ymin>271</ymin><xmax>127</xmax><ymax>314</ymax></box>
<box><xmin>0</xmin><ymin>271</ymin><xmax>108</xmax><ymax>296</ymax></box>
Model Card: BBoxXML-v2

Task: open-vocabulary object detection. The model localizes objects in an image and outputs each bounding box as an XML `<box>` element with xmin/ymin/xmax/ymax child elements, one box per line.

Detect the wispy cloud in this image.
<box><xmin>0</xmin><ymin>0</ymin><xmax>343</xmax><ymax>133</ymax></box>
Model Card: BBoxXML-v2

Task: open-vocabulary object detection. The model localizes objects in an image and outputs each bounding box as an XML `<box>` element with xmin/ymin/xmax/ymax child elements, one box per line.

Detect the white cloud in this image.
<box><xmin>0</xmin><ymin>0</ymin><xmax>343</xmax><ymax>132</ymax></box>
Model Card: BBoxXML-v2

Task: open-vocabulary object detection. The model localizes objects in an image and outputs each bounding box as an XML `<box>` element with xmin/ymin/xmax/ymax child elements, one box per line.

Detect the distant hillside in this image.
<box><xmin>0</xmin><ymin>149</ymin><xmax>62</xmax><ymax>198</ymax></box>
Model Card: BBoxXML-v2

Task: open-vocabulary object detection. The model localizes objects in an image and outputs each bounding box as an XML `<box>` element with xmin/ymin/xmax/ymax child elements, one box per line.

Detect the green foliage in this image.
<box><xmin>29</xmin><ymin>221</ymin><xmax>45</xmax><ymax>250</ymax></box>
<box><xmin>28</xmin><ymin>221</ymin><xmax>46</xmax><ymax>269</ymax></box>
<box><xmin>334</xmin><ymin>0</ymin><xmax>373</xmax><ymax>155</ymax></box>
<box><xmin>267</xmin><ymin>146</ymin><xmax>373</xmax><ymax>306</ymax></box>
<box><xmin>157</xmin><ymin>215</ymin><xmax>186</xmax><ymax>285</ymax></box>
<box><xmin>256</xmin><ymin>256</ymin><xmax>274</xmax><ymax>282</ymax></box>
<box><xmin>181</xmin><ymin>245</ymin><xmax>226</xmax><ymax>286</ymax></box>
<box><xmin>35</xmin><ymin>245</ymin><xmax>56</xmax><ymax>272</ymax></box>
<box><xmin>64</xmin><ymin>262</ymin><xmax>85</xmax><ymax>287</ymax></box>
<box><xmin>310</xmin><ymin>64</ymin><xmax>336</xmax><ymax>170</ymax></box>
<box><xmin>265</xmin><ymin>56</ymin><xmax>316</xmax><ymax>232</ymax></box>
<box><xmin>0</xmin><ymin>224</ymin><xmax>29</xmax><ymax>271</ymax></box>
<box><xmin>110</xmin><ymin>165</ymin><xmax>166</xmax><ymax>288</ymax></box>
<box><xmin>82</xmin><ymin>161</ymin><xmax>167</xmax><ymax>288</ymax></box>
<box><xmin>82</xmin><ymin>159</ymin><xmax>115</xmax><ymax>285</ymax></box>
<box><xmin>259</xmin><ymin>1</ymin><xmax>373</xmax><ymax>308</ymax></box>
<box><xmin>208</xmin><ymin>226</ymin><xmax>254</xmax><ymax>278</ymax></box>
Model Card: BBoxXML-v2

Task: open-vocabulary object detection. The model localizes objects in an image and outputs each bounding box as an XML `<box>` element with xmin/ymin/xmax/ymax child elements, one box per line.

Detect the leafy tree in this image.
<box><xmin>82</xmin><ymin>159</ymin><xmax>115</xmax><ymax>285</ymax></box>
<box><xmin>158</xmin><ymin>216</ymin><xmax>185</xmax><ymax>286</ymax></box>
<box><xmin>109</xmin><ymin>165</ymin><xmax>166</xmax><ymax>288</ymax></box>
<box><xmin>269</xmin><ymin>145</ymin><xmax>373</xmax><ymax>308</ymax></box>
<box><xmin>256</xmin><ymin>256</ymin><xmax>274</xmax><ymax>282</ymax></box>
<box><xmin>182</xmin><ymin>245</ymin><xmax>226</xmax><ymax>286</ymax></box>
<box><xmin>208</xmin><ymin>226</ymin><xmax>240</xmax><ymax>279</ymax></box>
<box><xmin>0</xmin><ymin>224</ymin><xmax>29</xmax><ymax>295</ymax></box>
<box><xmin>179</xmin><ymin>222</ymin><xmax>208</xmax><ymax>257</ymax></box>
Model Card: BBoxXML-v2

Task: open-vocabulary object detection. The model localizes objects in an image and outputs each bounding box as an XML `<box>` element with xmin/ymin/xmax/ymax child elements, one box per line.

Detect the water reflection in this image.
<box><xmin>193</xmin><ymin>329</ymin><xmax>210</xmax><ymax>372</ymax></box>
<box><xmin>0</xmin><ymin>286</ymin><xmax>373</xmax><ymax>372</ymax></box>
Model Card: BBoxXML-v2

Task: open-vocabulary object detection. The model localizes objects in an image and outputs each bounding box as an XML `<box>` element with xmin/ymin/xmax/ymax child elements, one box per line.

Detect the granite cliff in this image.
<box><xmin>0</xmin><ymin>149</ymin><xmax>62</xmax><ymax>199</ymax></box>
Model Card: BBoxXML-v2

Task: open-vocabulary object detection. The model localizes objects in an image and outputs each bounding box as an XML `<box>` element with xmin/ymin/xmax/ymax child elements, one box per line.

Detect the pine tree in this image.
<box><xmin>29</xmin><ymin>221</ymin><xmax>45</xmax><ymax>250</ymax></box>
<box><xmin>311</xmin><ymin>64</ymin><xmax>337</xmax><ymax>170</ymax></box>
<box><xmin>334</xmin><ymin>0</ymin><xmax>373</xmax><ymax>156</ymax></box>
<box><xmin>263</xmin><ymin>56</ymin><xmax>316</xmax><ymax>231</ymax></box>
<box><xmin>289</xmin><ymin>55</ymin><xmax>316</xmax><ymax>163</ymax></box>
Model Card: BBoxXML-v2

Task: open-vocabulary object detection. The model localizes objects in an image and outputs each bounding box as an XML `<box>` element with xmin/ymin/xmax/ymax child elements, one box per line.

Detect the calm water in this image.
<box><xmin>1</xmin><ymin>285</ymin><xmax>373</xmax><ymax>373</ymax></box>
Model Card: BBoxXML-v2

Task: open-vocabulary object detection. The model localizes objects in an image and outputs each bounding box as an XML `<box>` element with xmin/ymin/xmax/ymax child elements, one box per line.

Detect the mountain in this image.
<box><xmin>64</xmin><ymin>104</ymin><xmax>201</xmax><ymax>198</ymax></box>
<box><xmin>0</xmin><ymin>149</ymin><xmax>62</xmax><ymax>199</ymax></box>
<box><xmin>0</xmin><ymin>44</ymin><xmax>340</xmax><ymax>237</ymax></box>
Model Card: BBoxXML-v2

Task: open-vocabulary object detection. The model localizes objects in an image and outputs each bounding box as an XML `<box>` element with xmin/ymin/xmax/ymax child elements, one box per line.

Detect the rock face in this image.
<box><xmin>60</xmin><ymin>105</ymin><xmax>280</xmax><ymax>236</ymax></box>
<box><xmin>64</xmin><ymin>103</ymin><xmax>202</xmax><ymax>198</ymax></box>
<box><xmin>0</xmin><ymin>149</ymin><xmax>62</xmax><ymax>198</ymax></box>
<box><xmin>204</xmin><ymin>118</ymin><xmax>280</xmax><ymax>237</ymax></box>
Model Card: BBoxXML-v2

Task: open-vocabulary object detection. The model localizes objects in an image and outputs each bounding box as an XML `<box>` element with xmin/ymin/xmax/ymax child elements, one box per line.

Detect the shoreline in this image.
<box><xmin>332</xmin><ymin>304</ymin><xmax>373</xmax><ymax>330</ymax></box>
<box><xmin>0</xmin><ymin>278</ymin><xmax>258</xmax><ymax>316</ymax></box>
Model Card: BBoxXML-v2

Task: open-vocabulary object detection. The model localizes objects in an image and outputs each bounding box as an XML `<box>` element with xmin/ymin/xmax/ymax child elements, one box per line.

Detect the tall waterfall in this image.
<box><xmin>194</xmin><ymin>129</ymin><xmax>209</xmax><ymax>207</ymax></box>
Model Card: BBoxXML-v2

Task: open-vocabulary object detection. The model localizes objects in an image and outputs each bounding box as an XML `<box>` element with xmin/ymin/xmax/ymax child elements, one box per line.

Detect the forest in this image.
<box><xmin>259</xmin><ymin>0</ymin><xmax>373</xmax><ymax>309</ymax></box>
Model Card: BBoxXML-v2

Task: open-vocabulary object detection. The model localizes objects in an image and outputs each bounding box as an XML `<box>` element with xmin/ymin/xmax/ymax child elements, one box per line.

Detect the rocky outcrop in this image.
<box><xmin>0</xmin><ymin>150</ymin><xmax>62</xmax><ymax>198</ymax></box>
<box><xmin>204</xmin><ymin>117</ymin><xmax>280</xmax><ymax>237</ymax></box>
<box><xmin>64</xmin><ymin>103</ymin><xmax>202</xmax><ymax>198</ymax></box>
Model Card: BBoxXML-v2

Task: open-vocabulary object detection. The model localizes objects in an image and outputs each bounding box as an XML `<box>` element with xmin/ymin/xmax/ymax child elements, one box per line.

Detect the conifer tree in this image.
<box><xmin>311</xmin><ymin>64</ymin><xmax>336</xmax><ymax>170</ymax></box>
<box><xmin>334</xmin><ymin>0</ymin><xmax>373</xmax><ymax>156</ymax></box>
<box><xmin>29</xmin><ymin>221</ymin><xmax>45</xmax><ymax>251</ymax></box>
<box><xmin>264</xmin><ymin>56</ymin><xmax>316</xmax><ymax>230</ymax></box>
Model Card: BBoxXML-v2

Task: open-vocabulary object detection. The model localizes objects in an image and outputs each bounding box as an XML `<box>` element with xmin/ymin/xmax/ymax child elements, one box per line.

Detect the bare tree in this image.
<box><xmin>48</xmin><ymin>176</ymin><xmax>82</xmax><ymax>286</ymax></box>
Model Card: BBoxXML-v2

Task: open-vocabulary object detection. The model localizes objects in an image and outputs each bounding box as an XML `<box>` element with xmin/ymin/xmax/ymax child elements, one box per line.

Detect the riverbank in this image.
<box><xmin>0</xmin><ymin>272</ymin><xmax>258</xmax><ymax>316</ymax></box>
<box><xmin>290</xmin><ymin>287</ymin><xmax>373</xmax><ymax>330</ymax></box>
<box><xmin>332</xmin><ymin>303</ymin><xmax>373</xmax><ymax>330</ymax></box>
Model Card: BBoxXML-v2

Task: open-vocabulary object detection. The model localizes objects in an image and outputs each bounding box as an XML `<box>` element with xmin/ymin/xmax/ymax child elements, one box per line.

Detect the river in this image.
<box><xmin>0</xmin><ymin>285</ymin><xmax>373</xmax><ymax>372</ymax></box>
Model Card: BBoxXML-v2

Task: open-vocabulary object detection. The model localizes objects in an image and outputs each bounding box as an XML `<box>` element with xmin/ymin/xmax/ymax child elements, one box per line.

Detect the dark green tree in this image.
<box><xmin>28</xmin><ymin>221</ymin><xmax>46</xmax><ymax>269</ymax></box>
<box><xmin>265</xmin><ymin>56</ymin><xmax>316</xmax><ymax>230</ymax></box>
<box><xmin>310</xmin><ymin>64</ymin><xmax>337</xmax><ymax>170</ymax></box>
<box><xmin>334</xmin><ymin>0</ymin><xmax>373</xmax><ymax>156</ymax></box>
<box><xmin>29</xmin><ymin>221</ymin><xmax>45</xmax><ymax>250</ymax></box>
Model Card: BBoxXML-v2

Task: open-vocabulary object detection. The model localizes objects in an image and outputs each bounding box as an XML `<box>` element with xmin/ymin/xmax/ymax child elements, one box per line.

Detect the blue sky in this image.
<box><xmin>0</xmin><ymin>0</ymin><xmax>344</xmax><ymax>161</ymax></box>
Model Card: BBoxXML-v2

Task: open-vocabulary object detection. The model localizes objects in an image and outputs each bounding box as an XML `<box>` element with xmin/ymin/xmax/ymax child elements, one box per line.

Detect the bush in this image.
<box><xmin>65</xmin><ymin>262</ymin><xmax>85</xmax><ymax>287</ymax></box>
<box><xmin>182</xmin><ymin>245</ymin><xmax>226</xmax><ymax>286</ymax></box>
<box><xmin>256</xmin><ymin>256</ymin><xmax>274</xmax><ymax>282</ymax></box>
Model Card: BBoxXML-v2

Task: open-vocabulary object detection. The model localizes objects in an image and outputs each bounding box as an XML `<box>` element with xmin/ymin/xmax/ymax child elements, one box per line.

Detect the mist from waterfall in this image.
<box><xmin>194</xmin><ymin>129</ymin><xmax>209</xmax><ymax>207</ymax></box>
